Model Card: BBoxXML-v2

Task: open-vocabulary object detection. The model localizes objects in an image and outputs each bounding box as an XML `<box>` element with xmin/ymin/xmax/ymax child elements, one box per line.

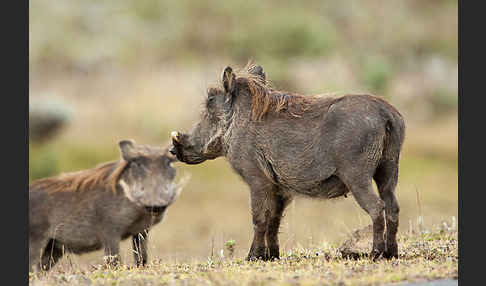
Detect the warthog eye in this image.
<box><xmin>207</xmin><ymin>95</ymin><xmax>217</xmax><ymax>106</ymax></box>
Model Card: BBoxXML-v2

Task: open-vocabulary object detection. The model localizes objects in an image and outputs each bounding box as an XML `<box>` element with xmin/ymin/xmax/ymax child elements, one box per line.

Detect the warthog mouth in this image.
<box><xmin>141</xmin><ymin>176</ymin><xmax>189</xmax><ymax>215</ymax></box>
<box><xmin>170</xmin><ymin>145</ymin><xmax>207</xmax><ymax>165</ymax></box>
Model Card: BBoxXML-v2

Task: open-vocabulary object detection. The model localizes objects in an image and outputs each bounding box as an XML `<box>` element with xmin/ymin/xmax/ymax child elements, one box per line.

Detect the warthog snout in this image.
<box><xmin>170</xmin><ymin>130</ymin><xmax>207</xmax><ymax>164</ymax></box>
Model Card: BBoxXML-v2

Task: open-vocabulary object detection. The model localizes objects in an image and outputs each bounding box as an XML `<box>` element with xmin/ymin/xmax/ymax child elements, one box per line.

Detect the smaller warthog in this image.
<box><xmin>29</xmin><ymin>140</ymin><xmax>182</xmax><ymax>272</ymax></box>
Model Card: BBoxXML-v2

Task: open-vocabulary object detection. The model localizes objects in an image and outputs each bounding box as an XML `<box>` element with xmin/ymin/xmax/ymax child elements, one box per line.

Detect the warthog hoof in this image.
<box><xmin>370</xmin><ymin>241</ymin><xmax>386</xmax><ymax>261</ymax></box>
<box><xmin>341</xmin><ymin>251</ymin><xmax>369</xmax><ymax>260</ymax></box>
<box><xmin>268</xmin><ymin>247</ymin><xmax>280</xmax><ymax>261</ymax></box>
<box><xmin>383</xmin><ymin>243</ymin><xmax>398</xmax><ymax>259</ymax></box>
<box><xmin>246</xmin><ymin>247</ymin><xmax>269</xmax><ymax>261</ymax></box>
<box><xmin>103</xmin><ymin>255</ymin><xmax>120</xmax><ymax>267</ymax></box>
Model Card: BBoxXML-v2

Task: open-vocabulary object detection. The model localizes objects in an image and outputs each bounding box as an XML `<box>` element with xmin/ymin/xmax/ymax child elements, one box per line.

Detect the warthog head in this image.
<box><xmin>170</xmin><ymin>65</ymin><xmax>266</xmax><ymax>164</ymax></box>
<box><xmin>118</xmin><ymin>140</ymin><xmax>182</xmax><ymax>210</ymax></box>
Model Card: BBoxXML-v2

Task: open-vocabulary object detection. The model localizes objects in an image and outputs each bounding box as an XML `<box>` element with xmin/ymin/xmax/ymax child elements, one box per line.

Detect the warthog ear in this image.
<box><xmin>119</xmin><ymin>139</ymin><xmax>137</xmax><ymax>161</ymax></box>
<box><xmin>221</xmin><ymin>66</ymin><xmax>236</xmax><ymax>94</ymax></box>
<box><xmin>249</xmin><ymin>65</ymin><xmax>266</xmax><ymax>83</ymax></box>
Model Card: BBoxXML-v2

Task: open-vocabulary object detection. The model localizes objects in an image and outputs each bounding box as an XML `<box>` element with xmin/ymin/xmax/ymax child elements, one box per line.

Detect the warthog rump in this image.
<box><xmin>29</xmin><ymin>140</ymin><xmax>184</xmax><ymax>272</ymax></box>
<box><xmin>170</xmin><ymin>62</ymin><xmax>405</xmax><ymax>261</ymax></box>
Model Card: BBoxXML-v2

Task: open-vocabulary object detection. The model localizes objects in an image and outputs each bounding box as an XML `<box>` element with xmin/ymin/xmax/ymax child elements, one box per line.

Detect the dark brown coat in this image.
<box><xmin>170</xmin><ymin>63</ymin><xmax>405</xmax><ymax>261</ymax></box>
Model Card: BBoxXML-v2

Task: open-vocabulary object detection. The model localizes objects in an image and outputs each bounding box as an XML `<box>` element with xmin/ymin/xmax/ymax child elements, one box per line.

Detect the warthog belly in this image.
<box><xmin>51</xmin><ymin>239</ymin><xmax>103</xmax><ymax>254</ymax></box>
<box><xmin>297</xmin><ymin>175</ymin><xmax>349</xmax><ymax>199</ymax></box>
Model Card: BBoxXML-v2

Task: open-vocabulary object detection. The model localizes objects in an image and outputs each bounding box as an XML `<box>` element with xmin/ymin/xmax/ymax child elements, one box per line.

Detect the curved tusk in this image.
<box><xmin>171</xmin><ymin>131</ymin><xmax>180</xmax><ymax>142</ymax></box>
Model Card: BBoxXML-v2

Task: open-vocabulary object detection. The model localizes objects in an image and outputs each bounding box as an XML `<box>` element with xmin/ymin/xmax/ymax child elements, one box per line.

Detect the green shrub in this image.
<box><xmin>361</xmin><ymin>55</ymin><xmax>393</xmax><ymax>95</ymax></box>
<box><xmin>29</xmin><ymin>144</ymin><xmax>60</xmax><ymax>182</ymax></box>
<box><xmin>429</xmin><ymin>88</ymin><xmax>458</xmax><ymax>116</ymax></box>
<box><xmin>29</xmin><ymin>141</ymin><xmax>119</xmax><ymax>183</ymax></box>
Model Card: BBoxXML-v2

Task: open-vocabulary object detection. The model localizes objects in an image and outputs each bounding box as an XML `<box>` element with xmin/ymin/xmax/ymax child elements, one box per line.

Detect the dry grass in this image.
<box><xmin>29</xmin><ymin>225</ymin><xmax>457</xmax><ymax>286</ymax></box>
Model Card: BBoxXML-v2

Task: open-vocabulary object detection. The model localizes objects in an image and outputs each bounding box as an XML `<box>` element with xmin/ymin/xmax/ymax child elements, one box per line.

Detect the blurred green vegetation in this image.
<box><xmin>29</xmin><ymin>142</ymin><xmax>116</xmax><ymax>183</ymax></box>
<box><xmin>29</xmin><ymin>143</ymin><xmax>60</xmax><ymax>181</ymax></box>
<box><xmin>30</xmin><ymin>0</ymin><xmax>457</xmax><ymax>73</ymax></box>
<box><xmin>30</xmin><ymin>0</ymin><xmax>458</xmax><ymax>115</ymax></box>
<box><xmin>429</xmin><ymin>88</ymin><xmax>458</xmax><ymax>116</ymax></box>
<box><xmin>361</xmin><ymin>55</ymin><xmax>393</xmax><ymax>95</ymax></box>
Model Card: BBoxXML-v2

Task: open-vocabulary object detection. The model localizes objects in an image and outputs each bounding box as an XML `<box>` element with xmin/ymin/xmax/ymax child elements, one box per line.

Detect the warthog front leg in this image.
<box><xmin>103</xmin><ymin>236</ymin><xmax>121</xmax><ymax>266</ymax></box>
<box><xmin>29</xmin><ymin>235</ymin><xmax>48</xmax><ymax>272</ymax></box>
<box><xmin>132</xmin><ymin>231</ymin><xmax>149</xmax><ymax>266</ymax></box>
<box><xmin>40</xmin><ymin>239</ymin><xmax>64</xmax><ymax>271</ymax></box>
<box><xmin>266</xmin><ymin>194</ymin><xmax>292</xmax><ymax>260</ymax></box>
<box><xmin>246</xmin><ymin>183</ymin><xmax>278</xmax><ymax>261</ymax></box>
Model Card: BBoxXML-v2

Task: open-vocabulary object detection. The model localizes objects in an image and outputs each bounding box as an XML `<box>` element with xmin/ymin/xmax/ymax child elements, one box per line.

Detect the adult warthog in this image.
<box><xmin>170</xmin><ymin>63</ymin><xmax>405</xmax><ymax>261</ymax></box>
<box><xmin>29</xmin><ymin>140</ymin><xmax>183</xmax><ymax>272</ymax></box>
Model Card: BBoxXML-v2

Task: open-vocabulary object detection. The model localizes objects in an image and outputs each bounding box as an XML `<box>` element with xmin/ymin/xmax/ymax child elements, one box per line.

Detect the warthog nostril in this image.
<box><xmin>145</xmin><ymin>205</ymin><xmax>167</xmax><ymax>214</ymax></box>
<box><xmin>169</xmin><ymin>146</ymin><xmax>177</xmax><ymax>156</ymax></box>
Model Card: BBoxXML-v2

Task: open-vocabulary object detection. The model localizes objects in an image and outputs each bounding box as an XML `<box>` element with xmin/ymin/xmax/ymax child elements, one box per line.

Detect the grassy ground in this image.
<box><xmin>29</xmin><ymin>224</ymin><xmax>457</xmax><ymax>286</ymax></box>
<box><xmin>27</xmin><ymin>73</ymin><xmax>458</xmax><ymax>284</ymax></box>
<box><xmin>28</xmin><ymin>64</ymin><xmax>458</xmax><ymax>270</ymax></box>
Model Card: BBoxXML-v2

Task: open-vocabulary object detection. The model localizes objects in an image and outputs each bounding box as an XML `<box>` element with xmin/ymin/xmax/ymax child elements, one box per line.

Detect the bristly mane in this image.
<box><xmin>231</xmin><ymin>62</ymin><xmax>316</xmax><ymax>121</ymax></box>
<box><xmin>30</xmin><ymin>160</ymin><xmax>129</xmax><ymax>194</ymax></box>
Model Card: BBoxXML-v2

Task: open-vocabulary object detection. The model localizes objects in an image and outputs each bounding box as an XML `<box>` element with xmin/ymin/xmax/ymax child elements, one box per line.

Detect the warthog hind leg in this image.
<box><xmin>374</xmin><ymin>160</ymin><xmax>400</xmax><ymax>259</ymax></box>
<box><xmin>339</xmin><ymin>171</ymin><xmax>386</xmax><ymax>260</ymax></box>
